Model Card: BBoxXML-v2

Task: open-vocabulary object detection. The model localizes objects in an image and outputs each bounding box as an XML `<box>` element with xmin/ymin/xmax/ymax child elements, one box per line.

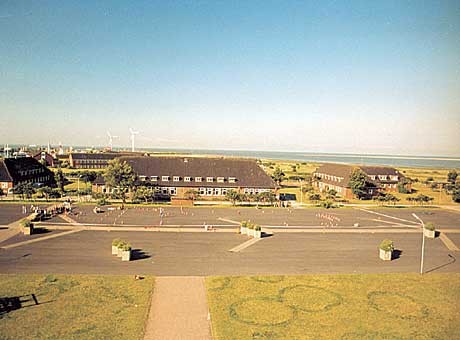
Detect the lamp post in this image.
<box><xmin>412</xmin><ymin>213</ymin><xmax>426</xmax><ymax>274</ymax></box>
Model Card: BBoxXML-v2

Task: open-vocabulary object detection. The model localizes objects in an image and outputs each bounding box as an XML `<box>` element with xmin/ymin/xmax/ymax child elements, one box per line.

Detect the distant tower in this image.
<box><xmin>47</xmin><ymin>141</ymin><xmax>51</xmax><ymax>154</ymax></box>
<box><xmin>129</xmin><ymin>128</ymin><xmax>139</xmax><ymax>152</ymax></box>
<box><xmin>58</xmin><ymin>142</ymin><xmax>64</xmax><ymax>155</ymax></box>
<box><xmin>107</xmin><ymin>131</ymin><xmax>119</xmax><ymax>151</ymax></box>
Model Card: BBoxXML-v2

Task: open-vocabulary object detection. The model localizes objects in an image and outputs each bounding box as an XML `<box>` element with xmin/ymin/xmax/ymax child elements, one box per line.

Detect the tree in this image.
<box><xmin>184</xmin><ymin>189</ymin><xmax>200</xmax><ymax>201</ymax></box>
<box><xmin>326</xmin><ymin>189</ymin><xmax>337</xmax><ymax>200</ymax></box>
<box><xmin>37</xmin><ymin>186</ymin><xmax>53</xmax><ymax>201</ymax></box>
<box><xmin>309</xmin><ymin>193</ymin><xmax>321</xmax><ymax>203</ymax></box>
<box><xmin>397</xmin><ymin>177</ymin><xmax>412</xmax><ymax>194</ymax></box>
<box><xmin>103</xmin><ymin>159</ymin><xmax>136</xmax><ymax>207</ymax></box>
<box><xmin>348</xmin><ymin>169</ymin><xmax>370</xmax><ymax>199</ymax></box>
<box><xmin>0</xmin><ymin>188</ymin><xmax>4</xmax><ymax>199</ymax></box>
<box><xmin>14</xmin><ymin>183</ymin><xmax>35</xmax><ymax>200</ymax></box>
<box><xmin>272</xmin><ymin>167</ymin><xmax>285</xmax><ymax>185</ymax></box>
<box><xmin>55</xmin><ymin>168</ymin><xmax>65</xmax><ymax>194</ymax></box>
<box><xmin>447</xmin><ymin>170</ymin><xmax>458</xmax><ymax>184</ymax></box>
<box><xmin>452</xmin><ymin>184</ymin><xmax>460</xmax><ymax>203</ymax></box>
<box><xmin>225</xmin><ymin>190</ymin><xmax>242</xmax><ymax>205</ymax></box>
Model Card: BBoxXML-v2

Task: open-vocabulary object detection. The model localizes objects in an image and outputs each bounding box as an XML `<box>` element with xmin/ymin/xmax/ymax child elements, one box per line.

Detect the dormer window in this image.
<box><xmin>195</xmin><ymin>177</ymin><xmax>202</xmax><ymax>182</ymax></box>
<box><xmin>151</xmin><ymin>176</ymin><xmax>158</xmax><ymax>182</ymax></box>
<box><xmin>184</xmin><ymin>177</ymin><xmax>191</xmax><ymax>182</ymax></box>
<box><xmin>229</xmin><ymin>177</ymin><xmax>236</xmax><ymax>183</ymax></box>
<box><xmin>173</xmin><ymin>176</ymin><xmax>180</xmax><ymax>182</ymax></box>
<box><xmin>206</xmin><ymin>177</ymin><xmax>213</xmax><ymax>183</ymax></box>
<box><xmin>217</xmin><ymin>177</ymin><xmax>225</xmax><ymax>183</ymax></box>
<box><xmin>162</xmin><ymin>176</ymin><xmax>169</xmax><ymax>182</ymax></box>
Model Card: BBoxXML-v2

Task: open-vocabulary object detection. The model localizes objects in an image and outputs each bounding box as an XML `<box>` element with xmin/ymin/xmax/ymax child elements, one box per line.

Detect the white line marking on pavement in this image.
<box><xmin>218</xmin><ymin>217</ymin><xmax>241</xmax><ymax>225</ymax></box>
<box><xmin>439</xmin><ymin>233</ymin><xmax>460</xmax><ymax>251</ymax></box>
<box><xmin>1</xmin><ymin>229</ymin><xmax>83</xmax><ymax>249</ymax></box>
<box><xmin>354</xmin><ymin>208</ymin><xmax>419</xmax><ymax>225</ymax></box>
<box><xmin>229</xmin><ymin>237</ymin><xmax>262</xmax><ymax>252</ymax></box>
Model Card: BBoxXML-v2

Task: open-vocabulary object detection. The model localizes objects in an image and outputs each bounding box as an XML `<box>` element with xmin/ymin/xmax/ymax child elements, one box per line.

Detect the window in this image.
<box><xmin>199</xmin><ymin>187</ymin><xmax>206</xmax><ymax>195</ymax></box>
<box><xmin>173</xmin><ymin>176</ymin><xmax>180</xmax><ymax>182</ymax></box>
<box><xmin>184</xmin><ymin>177</ymin><xmax>191</xmax><ymax>182</ymax></box>
<box><xmin>229</xmin><ymin>177</ymin><xmax>236</xmax><ymax>183</ymax></box>
<box><xmin>206</xmin><ymin>188</ymin><xmax>213</xmax><ymax>195</ymax></box>
<box><xmin>206</xmin><ymin>177</ymin><xmax>213</xmax><ymax>182</ymax></box>
<box><xmin>139</xmin><ymin>176</ymin><xmax>147</xmax><ymax>181</ymax></box>
<box><xmin>195</xmin><ymin>177</ymin><xmax>202</xmax><ymax>182</ymax></box>
<box><xmin>217</xmin><ymin>177</ymin><xmax>225</xmax><ymax>183</ymax></box>
<box><xmin>162</xmin><ymin>176</ymin><xmax>169</xmax><ymax>182</ymax></box>
<box><xmin>151</xmin><ymin>176</ymin><xmax>158</xmax><ymax>182</ymax></box>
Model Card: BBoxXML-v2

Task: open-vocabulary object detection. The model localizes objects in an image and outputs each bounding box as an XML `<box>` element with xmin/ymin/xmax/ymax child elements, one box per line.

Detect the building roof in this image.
<box><xmin>97</xmin><ymin>156</ymin><xmax>277</xmax><ymax>189</ymax></box>
<box><xmin>0</xmin><ymin>157</ymin><xmax>55</xmax><ymax>184</ymax></box>
<box><xmin>359</xmin><ymin>166</ymin><xmax>401</xmax><ymax>176</ymax></box>
<box><xmin>0</xmin><ymin>160</ymin><xmax>13</xmax><ymax>182</ymax></box>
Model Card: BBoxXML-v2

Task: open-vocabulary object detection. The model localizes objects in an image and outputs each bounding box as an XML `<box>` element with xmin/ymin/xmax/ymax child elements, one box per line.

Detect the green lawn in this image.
<box><xmin>206</xmin><ymin>273</ymin><xmax>460</xmax><ymax>340</ymax></box>
<box><xmin>0</xmin><ymin>274</ymin><xmax>154</xmax><ymax>340</ymax></box>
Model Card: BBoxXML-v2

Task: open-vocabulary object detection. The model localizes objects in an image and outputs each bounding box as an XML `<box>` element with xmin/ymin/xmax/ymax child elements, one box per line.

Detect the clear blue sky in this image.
<box><xmin>1</xmin><ymin>1</ymin><xmax>459</xmax><ymax>156</ymax></box>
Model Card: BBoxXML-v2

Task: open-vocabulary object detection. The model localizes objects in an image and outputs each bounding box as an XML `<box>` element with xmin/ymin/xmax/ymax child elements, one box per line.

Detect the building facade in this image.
<box><xmin>92</xmin><ymin>156</ymin><xmax>277</xmax><ymax>200</ymax></box>
<box><xmin>0</xmin><ymin>157</ymin><xmax>55</xmax><ymax>195</ymax></box>
<box><xmin>313</xmin><ymin>163</ymin><xmax>406</xmax><ymax>199</ymax></box>
<box><xmin>33</xmin><ymin>151</ymin><xmax>57</xmax><ymax>167</ymax></box>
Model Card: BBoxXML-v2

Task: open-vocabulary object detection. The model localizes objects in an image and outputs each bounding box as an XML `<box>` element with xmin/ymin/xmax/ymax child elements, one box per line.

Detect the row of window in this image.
<box><xmin>16</xmin><ymin>176</ymin><xmax>50</xmax><ymax>186</ymax></box>
<box><xmin>139</xmin><ymin>175</ymin><xmax>237</xmax><ymax>183</ymax></box>
<box><xmin>18</xmin><ymin>168</ymin><xmax>45</xmax><ymax>176</ymax></box>
<box><xmin>369</xmin><ymin>175</ymin><xmax>399</xmax><ymax>181</ymax></box>
<box><xmin>315</xmin><ymin>173</ymin><xmax>344</xmax><ymax>183</ymax></box>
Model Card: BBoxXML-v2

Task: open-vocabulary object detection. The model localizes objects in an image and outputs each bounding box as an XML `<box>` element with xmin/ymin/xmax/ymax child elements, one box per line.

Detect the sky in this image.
<box><xmin>1</xmin><ymin>1</ymin><xmax>459</xmax><ymax>156</ymax></box>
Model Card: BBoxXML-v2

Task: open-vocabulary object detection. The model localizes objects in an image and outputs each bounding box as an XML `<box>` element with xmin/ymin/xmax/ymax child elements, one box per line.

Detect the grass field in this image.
<box><xmin>0</xmin><ymin>274</ymin><xmax>154</xmax><ymax>340</ymax></box>
<box><xmin>206</xmin><ymin>273</ymin><xmax>460</xmax><ymax>340</ymax></box>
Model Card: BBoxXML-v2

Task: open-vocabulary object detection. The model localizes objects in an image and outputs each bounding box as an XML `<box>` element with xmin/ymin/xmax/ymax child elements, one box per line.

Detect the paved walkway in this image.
<box><xmin>144</xmin><ymin>276</ymin><xmax>212</xmax><ymax>340</ymax></box>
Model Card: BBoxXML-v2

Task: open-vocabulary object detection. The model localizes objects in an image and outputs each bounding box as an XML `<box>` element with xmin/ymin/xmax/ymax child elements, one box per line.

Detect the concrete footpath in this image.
<box><xmin>144</xmin><ymin>276</ymin><xmax>212</xmax><ymax>340</ymax></box>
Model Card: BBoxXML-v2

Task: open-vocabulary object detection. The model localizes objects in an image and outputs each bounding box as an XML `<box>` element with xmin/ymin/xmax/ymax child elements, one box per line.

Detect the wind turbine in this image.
<box><xmin>107</xmin><ymin>131</ymin><xmax>119</xmax><ymax>151</ymax></box>
<box><xmin>129</xmin><ymin>128</ymin><xmax>139</xmax><ymax>152</ymax></box>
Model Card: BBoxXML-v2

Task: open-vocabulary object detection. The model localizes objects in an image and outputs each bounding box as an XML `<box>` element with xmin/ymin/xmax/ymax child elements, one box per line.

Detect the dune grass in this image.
<box><xmin>0</xmin><ymin>274</ymin><xmax>154</xmax><ymax>340</ymax></box>
<box><xmin>206</xmin><ymin>273</ymin><xmax>460</xmax><ymax>340</ymax></box>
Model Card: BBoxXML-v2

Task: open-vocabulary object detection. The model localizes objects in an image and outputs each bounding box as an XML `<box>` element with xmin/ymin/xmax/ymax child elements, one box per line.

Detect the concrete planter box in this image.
<box><xmin>424</xmin><ymin>228</ymin><xmax>435</xmax><ymax>238</ymax></box>
<box><xmin>379</xmin><ymin>248</ymin><xmax>392</xmax><ymax>261</ymax></box>
<box><xmin>112</xmin><ymin>246</ymin><xmax>118</xmax><ymax>255</ymax></box>
<box><xmin>117</xmin><ymin>247</ymin><xmax>123</xmax><ymax>257</ymax></box>
<box><xmin>121</xmin><ymin>250</ymin><xmax>131</xmax><ymax>261</ymax></box>
<box><xmin>247</xmin><ymin>229</ymin><xmax>254</xmax><ymax>237</ymax></box>
<box><xmin>23</xmin><ymin>226</ymin><xmax>33</xmax><ymax>236</ymax></box>
<box><xmin>254</xmin><ymin>230</ymin><xmax>262</xmax><ymax>238</ymax></box>
<box><xmin>240</xmin><ymin>227</ymin><xmax>247</xmax><ymax>235</ymax></box>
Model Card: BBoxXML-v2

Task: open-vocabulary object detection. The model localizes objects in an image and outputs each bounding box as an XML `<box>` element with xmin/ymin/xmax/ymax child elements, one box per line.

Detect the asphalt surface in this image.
<box><xmin>0</xmin><ymin>203</ymin><xmax>52</xmax><ymax>226</ymax></box>
<box><xmin>39</xmin><ymin>205</ymin><xmax>460</xmax><ymax>229</ymax></box>
<box><xmin>0</xmin><ymin>230</ymin><xmax>458</xmax><ymax>275</ymax></box>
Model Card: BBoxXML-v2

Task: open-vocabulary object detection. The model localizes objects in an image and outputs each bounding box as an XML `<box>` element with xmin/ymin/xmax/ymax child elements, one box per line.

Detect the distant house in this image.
<box><xmin>0</xmin><ymin>157</ymin><xmax>55</xmax><ymax>195</ymax></box>
<box><xmin>93</xmin><ymin>156</ymin><xmax>277</xmax><ymax>201</ymax></box>
<box><xmin>33</xmin><ymin>151</ymin><xmax>57</xmax><ymax>167</ymax></box>
<box><xmin>313</xmin><ymin>163</ymin><xmax>407</xmax><ymax>199</ymax></box>
<box><xmin>69</xmin><ymin>152</ymin><xmax>134</xmax><ymax>169</ymax></box>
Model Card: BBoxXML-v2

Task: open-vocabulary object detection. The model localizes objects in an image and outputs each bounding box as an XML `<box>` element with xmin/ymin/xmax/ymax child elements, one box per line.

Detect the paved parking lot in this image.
<box><xmin>0</xmin><ymin>230</ymin><xmax>458</xmax><ymax>275</ymax></box>
<box><xmin>41</xmin><ymin>204</ymin><xmax>460</xmax><ymax>229</ymax></box>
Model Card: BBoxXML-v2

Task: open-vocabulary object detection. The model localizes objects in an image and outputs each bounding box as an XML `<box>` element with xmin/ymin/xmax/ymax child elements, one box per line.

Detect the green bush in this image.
<box><xmin>97</xmin><ymin>198</ymin><xmax>109</xmax><ymax>206</ymax></box>
<box><xmin>379</xmin><ymin>240</ymin><xmax>394</xmax><ymax>252</ymax></box>
<box><xmin>120</xmin><ymin>243</ymin><xmax>132</xmax><ymax>251</ymax></box>
<box><xmin>240</xmin><ymin>221</ymin><xmax>248</xmax><ymax>228</ymax></box>
<box><xmin>425</xmin><ymin>222</ymin><xmax>435</xmax><ymax>231</ymax></box>
<box><xmin>112</xmin><ymin>238</ymin><xmax>122</xmax><ymax>247</ymax></box>
<box><xmin>247</xmin><ymin>223</ymin><xmax>255</xmax><ymax>230</ymax></box>
<box><xmin>254</xmin><ymin>225</ymin><xmax>261</xmax><ymax>231</ymax></box>
<box><xmin>21</xmin><ymin>219</ymin><xmax>33</xmax><ymax>228</ymax></box>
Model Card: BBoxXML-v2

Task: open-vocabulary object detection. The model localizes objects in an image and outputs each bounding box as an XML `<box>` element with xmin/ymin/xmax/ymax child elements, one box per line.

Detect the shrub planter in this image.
<box><xmin>240</xmin><ymin>226</ymin><xmax>247</xmax><ymax>235</ymax></box>
<box><xmin>121</xmin><ymin>243</ymin><xmax>132</xmax><ymax>262</ymax></box>
<box><xmin>424</xmin><ymin>223</ymin><xmax>436</xmax><ymax>239</ymax></box>
<box><xmin>247</xmin><ymin>225</ymin><xmax>254</xmax><ymax>237</ymax></box>
<box><xmin>254</xmin><ymin>227</ymin><xmax>262</xmax><ymax>239</ymax></box>
<box><xmin>112</xmin><ymin>239</ymin><xmax>121</xmax><ymax>255</ymax></box>
<box><xmin>117</xmin><ymin>241</ymin><xmax>125</xmax><ymax>257</ymax></box>
<box><xmin>379</xmin><ymin>239</ymin><xmax>394</xmax><ymax>261</ymax></box>
<box><xmin>21</xmin><ymin>219</ymin><xmax>34</xmax><ymax>236</ymax></box>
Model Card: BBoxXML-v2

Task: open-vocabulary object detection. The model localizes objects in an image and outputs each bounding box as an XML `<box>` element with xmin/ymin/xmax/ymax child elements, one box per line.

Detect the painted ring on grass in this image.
<box><xmin>367</xmin><ymin>291</ymin><xmax>429</xmax><ymax>320</ymax></box>
<box><xmin>208</xmin><ymin>277</ymin><xmax>231</xmax><ymax>291</ymax></box>
<box><xmin>229</xmin><ymin>297</ymin><xmax>295</xmax><ymax>326</ymax></box>
<box><xmin>279</xmin><ymin>285</ymin><xmax>343</xmax><ymax>313</ymax></box>
<box><xmin>341</xmin><ymin>330</ymin><xmax>403</xmax><ymax>340</ymax></box>
<box><xmin>250</xmin><ymin>276</ymin><xmax>285</xmax><ymax>283</ymax></box>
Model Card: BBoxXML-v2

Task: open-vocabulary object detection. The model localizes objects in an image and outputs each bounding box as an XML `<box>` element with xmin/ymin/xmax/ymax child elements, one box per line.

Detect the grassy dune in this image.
<box><xmin>0</xmin><ymin>274</ymin><xmax>154</xmax><ymax>340</ymax></box>
<box><xmin>207</xmin><ymin>273</ymin><xmax>460</xmax><ymax>339</ymax></box>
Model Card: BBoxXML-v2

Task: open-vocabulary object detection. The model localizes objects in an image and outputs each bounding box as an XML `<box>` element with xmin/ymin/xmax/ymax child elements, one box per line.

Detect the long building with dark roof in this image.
<box><xmin>313</xmin><ymin>163</ymin><xmax>407</xmax><ymax>198</ymax></box>
<box><xmin>93</xmin><ymin>156</ymin><xmax>277</xmax><ymax>200</ymax></box>
<box><xmin>0</xmin><ymin>157</ymin><xmax>55</xmax><ymax>195</ymax></box>
<box><xmin>69</xmin><ymin>152</ymin><xmax>136</xmax><ymax>169</ymax></box>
